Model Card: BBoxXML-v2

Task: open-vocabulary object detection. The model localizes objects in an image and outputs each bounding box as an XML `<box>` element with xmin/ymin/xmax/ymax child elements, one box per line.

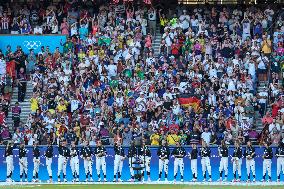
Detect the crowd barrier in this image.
<box><xmin>0</xmin><ymin>146</ymin><xmax>281</xmax><ymax>182</ymax></box>
<box><xmin>0</xmin><ymin>35</ymin><xmax>67</xmax><ymax>54</ymax></box>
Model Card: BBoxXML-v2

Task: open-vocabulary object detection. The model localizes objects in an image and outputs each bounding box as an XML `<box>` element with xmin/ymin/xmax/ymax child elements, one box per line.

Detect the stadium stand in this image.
<box><xmin>0</xmin><ymin>0</ymin><xmax>283</xmax><ymax>147</ymax></box>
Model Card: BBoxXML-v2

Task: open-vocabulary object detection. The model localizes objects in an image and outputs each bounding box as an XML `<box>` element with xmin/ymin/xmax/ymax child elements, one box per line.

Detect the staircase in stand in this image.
<box><xmin>7</xmin><ymin>81</ymin><xmax>33</xmax><ymax>131</ymax></box>
<box><xmin>255</xmin><ymin>81</ymin><xmax>268</xmax><ymax>133</ymax></box>
<box><xmin>152</xmin><ymin>28</ymin><xmax>162</xmax><ymax>57</ymax></box>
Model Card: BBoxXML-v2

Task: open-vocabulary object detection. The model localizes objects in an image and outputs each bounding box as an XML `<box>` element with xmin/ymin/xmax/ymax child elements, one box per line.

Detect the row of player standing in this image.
<box><xmin>4</xmin><ymin>140</ymin><xmax>284</xmax><ymax>182</ymax></box>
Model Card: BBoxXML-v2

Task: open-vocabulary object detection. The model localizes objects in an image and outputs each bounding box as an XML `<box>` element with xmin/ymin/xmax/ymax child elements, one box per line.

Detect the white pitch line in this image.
<box><xmin>0</xmin><ymin>181</ymin><xmax>283</xmax><ymax>186</ymax></box>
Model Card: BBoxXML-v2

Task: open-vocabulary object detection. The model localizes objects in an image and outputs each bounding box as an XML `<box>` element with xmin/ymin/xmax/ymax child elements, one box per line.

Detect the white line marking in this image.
<box><xmin>0</xmin><ymin>181</ymin><xmax>283</xmax><ymax>186</ymax></box>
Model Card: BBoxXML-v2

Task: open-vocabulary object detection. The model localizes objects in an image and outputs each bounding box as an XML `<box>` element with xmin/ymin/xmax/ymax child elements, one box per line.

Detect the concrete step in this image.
<box><xmin>8</xmin><ymin>81</ymin><xmax>33</xmax><ymax>131</ymax></box>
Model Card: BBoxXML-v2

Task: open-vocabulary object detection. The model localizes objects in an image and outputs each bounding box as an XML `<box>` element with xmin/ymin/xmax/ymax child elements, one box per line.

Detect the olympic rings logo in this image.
<box><xmin>23</xmin><ymin>41</ymin><xmax>42</xmax><ymax>50</ymax></box>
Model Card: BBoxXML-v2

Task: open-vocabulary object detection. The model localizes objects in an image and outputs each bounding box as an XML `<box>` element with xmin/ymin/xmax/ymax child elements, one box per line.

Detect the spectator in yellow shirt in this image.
<box><xmin>150</xmin><ymin>129</ymin><xmax>160</xmax><ymax>146</ymax></box>
<box><xmin>30</xmin><ymin>94</ymin><xmax>39</xmax><ymax>113</ymax></box>
<box><xmin>167</xmin><ymin>130</ymin><xmax>180</xmax><ymax>146</ymax></box>
<box><xmin>262</xmin><ymin>35</ymin><xmax>272</xmax><ymax>56</ymax></box>
<box><xmin>56</xmin><ymin>99</ymin><xmax>67</xmax><ymax>113</ymax></box>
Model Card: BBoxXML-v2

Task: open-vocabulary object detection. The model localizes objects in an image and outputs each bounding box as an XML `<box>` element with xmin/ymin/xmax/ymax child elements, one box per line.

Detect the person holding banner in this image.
<box><xmin>157</xmin><ymin>140</ymin><xmax>170</xmax><ymax>181</ymax></box>
<box><xmin>232</xmin><ymin>141</ymin><xmax>242</xmax><ymax>182</ymax></box>
<box><xmin>19</xmin><ymin>143</ymin><xmax>28</xmax><ymax>182</ymax></box>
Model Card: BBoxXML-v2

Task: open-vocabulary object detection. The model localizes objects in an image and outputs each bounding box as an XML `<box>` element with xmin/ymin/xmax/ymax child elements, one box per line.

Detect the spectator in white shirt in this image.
<box><xmin>33</xmin><ymin>25</ymin><xmax>43</xmax><ymax>34</ymax></box>
<box><xmin>201</xmin><ymin>127</ymin><xmax>211</xmax><ymax>144</ymax></box>
<box><xmin>179</xmin><ymin>10</ymin><xmax>190</xmax><ymax>31</ymax></box>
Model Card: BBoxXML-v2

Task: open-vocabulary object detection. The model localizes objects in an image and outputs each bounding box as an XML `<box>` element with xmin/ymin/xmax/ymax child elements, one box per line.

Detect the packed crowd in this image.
<box><xmin>0</xmin><ymin>0</ymin><xmax>284</xmax><ymax>147</ymax></box>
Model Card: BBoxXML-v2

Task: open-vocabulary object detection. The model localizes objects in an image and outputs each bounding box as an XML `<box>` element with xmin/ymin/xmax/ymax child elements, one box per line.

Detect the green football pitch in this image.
<box><xmin>0</xmin><ymin>185</ymin><xmax>283</xmax><ymax>189</ymax></box>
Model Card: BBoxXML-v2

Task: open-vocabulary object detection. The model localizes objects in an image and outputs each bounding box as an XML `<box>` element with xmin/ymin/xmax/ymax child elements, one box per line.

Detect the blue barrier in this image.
<box><xmin>0</xmin><ymin>146</ymin><xmax>280</xmax><ymax>182</ymax></box>
<box><xmin>0</xmin><ymin>35</ymin><xmax>67</xmax><ymax>54</ymax></box>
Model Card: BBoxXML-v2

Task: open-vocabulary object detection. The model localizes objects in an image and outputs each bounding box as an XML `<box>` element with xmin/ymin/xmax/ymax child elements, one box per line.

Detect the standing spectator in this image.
<box><xmin>12</xmin><ymin>102</ymin><xmax>21</xmax><ymax>128</ymax></box>
<box><xmin>1</xmin><ymin>12</ymin><xmax>10</xmax><ymax>34</ymax></box>
<box><xmin>148</xmin><ymin>7</ymin><xmax>156</xmax><ymax>37</ymax></box>
<box><xmin>60</xmin><ymin>18</ymin><xmax>69</xmax><ymax>35</ymax></box>
<box><xmin>201</xmin><ymin>127</ymin><xmax>211</xmax><ymax>145</ymax></box>
<box><xmin>17</xmin><ymin>67</ymin><xmax>27</xmax><ymax>102</ymax></box>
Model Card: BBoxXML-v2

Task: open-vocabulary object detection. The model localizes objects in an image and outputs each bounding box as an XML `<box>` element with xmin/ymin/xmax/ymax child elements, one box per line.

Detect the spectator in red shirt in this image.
<box><xmin>0</xmin><ymin>106</ymin><xmax>6</xmax><ymax>125</ymax></box>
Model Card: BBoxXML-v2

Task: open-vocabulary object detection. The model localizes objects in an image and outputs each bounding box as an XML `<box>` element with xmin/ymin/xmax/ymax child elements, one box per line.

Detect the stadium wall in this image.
<box><xmin>0</xmin><ymin>146</ymin><xmax>279</xmax><ymax>181</ymax></box>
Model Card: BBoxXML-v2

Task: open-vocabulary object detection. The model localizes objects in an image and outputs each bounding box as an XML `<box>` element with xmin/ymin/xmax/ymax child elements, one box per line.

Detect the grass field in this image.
<box><xmin>0</xmin><ymin>184</ymin><xmax>284</xmax><ymax>189</ymax></box>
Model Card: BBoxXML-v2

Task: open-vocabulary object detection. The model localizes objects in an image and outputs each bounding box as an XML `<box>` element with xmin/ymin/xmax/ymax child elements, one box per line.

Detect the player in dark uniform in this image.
<box><xmin>45</xmin><ymin>143</ymin><xmax>53</xmax><ymax>183</ymax></box>
<box><xmin>172</xmin><ymin>142</ymin><xmax>186</xmax><ymax>182</ymax></box>
<box><xmin>232</xmin><ymin>141</ymin><xmax>242</xmax><ymax>182</ymax></box>
<box><xmin>113</xmin><ymin>141</ymin><xmax>125</xmax><ymax>182</ymax></box>
<box><xmin>157</xmin><ymin>140</ymin><xmax>170</xmax><ymax>181</ymax></box>
<box><xmin>139</xmin><ymin>140</ymin><xmax>151</xmax><ymax>182</ymax></box>
<box><xmin>19</xmin><ymin>143</ymin><xmax>28</xmax><ymax>182</ymax></box>
<box><xmin>262</xmin><ymin>142</ymin><xmax>273</xmax><ymax>182</ymax></box>
<box><xmin>218</xmin><ymin>140</ymin><xmax>229</xmax><ymax>182</ymax></box>
<box><xmin>94</xmin><ymin>140</ymin><xmax>107</xmax><ymax>182</ymax></box>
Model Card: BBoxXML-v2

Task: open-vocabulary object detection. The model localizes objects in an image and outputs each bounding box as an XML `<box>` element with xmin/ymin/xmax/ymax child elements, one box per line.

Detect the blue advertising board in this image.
<box><xmin>0</xmin><ymin>35</ymin><xmax>67</xmax><ymax>54</ymax></box>
<box><xmin>0</xmin><ymin>146</ymin><xmax>280</xmax><ymax>182</ymax></box>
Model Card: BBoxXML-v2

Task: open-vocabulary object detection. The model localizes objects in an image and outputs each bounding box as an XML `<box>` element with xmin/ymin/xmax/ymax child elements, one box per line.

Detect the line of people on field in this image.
<box><xmin>4</xmin><ymin>139</ymin><xmax>284</xmax><ymax>183</ymax></box>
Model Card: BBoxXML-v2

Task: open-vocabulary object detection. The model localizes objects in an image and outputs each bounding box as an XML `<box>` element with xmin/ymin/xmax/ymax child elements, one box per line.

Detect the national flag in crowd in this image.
<box><xmin>178</xmin><ymin>94</ymin><xmax>201</xmax><ymax>111</ymax></box>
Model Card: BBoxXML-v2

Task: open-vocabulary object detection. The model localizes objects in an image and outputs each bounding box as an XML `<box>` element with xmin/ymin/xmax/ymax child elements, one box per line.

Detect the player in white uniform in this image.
<box><xmin>261</xmin><ymin>142</ymin><xmax>273</xmax><ymax>182</ymax></box>
<box><xmin>139</xmin><ymin>140</ymin><xmax>152</xmax><ymax>182</ymax></box>
<box><xmin>127</xmin><ymin>142</ymin><xmax>137</xmax><ymax>182</ymax></box>
<box><xmin>57</xmin><ymin>140</ymin><xmax>70</xmax><ymax>182</ymax></box>
<box><xmin>32</xmin><ymin>142</ymin><xmax>41</xmax><ymax>182</ymax></box>
<box><xmin>232</xmin><ymin>141</ymin><xmax>242</xmax><ymax>182</ymax></box>
<box><xmin>5</xmin><ymin>141</ymin><xmax>14</xmax><ymax>182</ymax></box>
<box><xmin>200</xmin><ymin>140</ymin><xmax>212</xmax><ymax>182</ymax></box>
<box><xmin>245</xmin><ymin>141</ymin><xmax>256</xmax><ymax>182</ymax></box>
<box><xmin>189</xmin><ymin>144</ymin><xmax>198</xmax><ymax>182</ymax></box>
<box><xmin>218</xmin><ymin>140</ymin><xmax>229</xmax><ymax>182</ymax></box>
<box><xmin>94</xmin><ymin>140</ymin><xmax>107</xmax><ymax>182</ymax></box>
<box><xmin>113</xmin><ymin>141</ymin><xmax>125</xmax><ymax>182</ymax></box>
<box><xmin>80</xmin><ymin>141</ymin><xmax>93</xmax><ymax>182</ymax></box>
<box><xmin>172</xmin><ymin>142</ymin><xmax>186</xmax><ymax>182</ymax></box>
<box><xmin>157</xmin><ymin>140</ymin><xmax>170</xmax><ymax>181</ymax></box>
<box><xmin>19</xmin><ymin>143</ymin><xmax>28</xmax><ymax>182</ymax></box>
<box><xmin>276</xmin><ymin>141</ymin><xmax>284</xmax><ymax>182</ymax></box>
<box><xmin>45</xmin><ymin>143</ymin><xmax>53</xmax><ymax>183</ymax></box>
<box><xmin>70</xmin><ymin>141</ymin><xmax>80</xmax><ymax>182</ymax></box>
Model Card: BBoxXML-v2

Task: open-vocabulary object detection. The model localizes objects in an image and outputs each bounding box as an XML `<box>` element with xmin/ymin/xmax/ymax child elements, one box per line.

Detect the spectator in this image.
<box><xmin>12</xmin><ymin>102</ymin><xmax>21</xmax><ymax>128</ymax></box>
